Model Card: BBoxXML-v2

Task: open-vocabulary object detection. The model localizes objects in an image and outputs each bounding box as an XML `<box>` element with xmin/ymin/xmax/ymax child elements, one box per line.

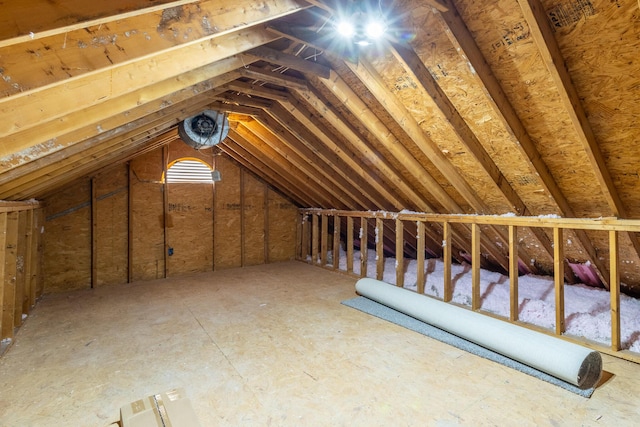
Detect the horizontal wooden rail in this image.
<box><xmin>298</xmin><ymin>209</ymin><xmax>639</xmax><ymax>363</ymax></box>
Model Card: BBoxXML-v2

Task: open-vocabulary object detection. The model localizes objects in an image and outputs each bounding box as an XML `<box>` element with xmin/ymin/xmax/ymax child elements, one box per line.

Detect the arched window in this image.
<box><xmin>165</xmin><ymin>158</ymin><xmax>219</xmax><ymax>183</ymax></box>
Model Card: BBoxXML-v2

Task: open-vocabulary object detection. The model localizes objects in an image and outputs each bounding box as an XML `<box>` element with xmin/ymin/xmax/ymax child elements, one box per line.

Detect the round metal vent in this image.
<box><xmin>178</xmin><ymin>110</ymin><xmax>229</xmax><ymax>149</ymax></box>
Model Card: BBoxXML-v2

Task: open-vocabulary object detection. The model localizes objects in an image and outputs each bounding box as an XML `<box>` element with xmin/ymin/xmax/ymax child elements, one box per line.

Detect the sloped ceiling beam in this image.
<box><xmin>223</xmin><ymin>131</ymin><xmax>313</xmax><ymax>206</ymax></box>
<box><xmin>517</xmin><ymin>0</ymin><xmax>625</xmax><ymax>218</ymax></box>
<box><xmin>0</xmin><ymin>0</ymin><xmax>199</xmax><ymax>47</ymax></box>
<box><xmin>0</xmin><ymin>27</ymin><xmax>277</xmax><ymax>155</ymax></box>
<box><xmin>251</xmin><ymin>113</ymin><xmax>364</xmax><ymax>208</ymax></box>
<box><xmin>0</xmin><ymin>92</ymin><xmax>218</xmax><ymax>199</ymax></box>
<box><xmin>0</xmin><ymin>0</ymin><xmax>311</xmax><ymax>169</ymax></box>
<box><xmin>434</xmin><ymin>0</ymin><xmax>612</xmax><ymax>288</ymax></box>
<box><xmin>0</xmin><ymin>60</ymin><xmax>250</xmax><ymax>172</ymax></box>
<box><xmin>246</xmin><ymin>45</ymin><xmax>331</xmax><ymax>78</ymax></box>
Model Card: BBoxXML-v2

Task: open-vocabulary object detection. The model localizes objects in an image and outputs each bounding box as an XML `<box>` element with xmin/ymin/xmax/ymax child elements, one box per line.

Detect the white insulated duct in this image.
<box><xmin>355</xmin><ymin>278</ymin><xmax>602</xmax><ymax>389</ymax></box>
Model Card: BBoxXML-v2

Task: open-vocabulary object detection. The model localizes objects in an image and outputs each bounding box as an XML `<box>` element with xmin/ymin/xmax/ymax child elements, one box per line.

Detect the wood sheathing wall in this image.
<box><xmin>0</xmin><ymin>202</ymin><xmax>43</xmax><ymax>352</ymax></box>
<box><xmin>42</xmin><ymin>140</ymin><xmax>298</xmax><ymax>293</ymax></box>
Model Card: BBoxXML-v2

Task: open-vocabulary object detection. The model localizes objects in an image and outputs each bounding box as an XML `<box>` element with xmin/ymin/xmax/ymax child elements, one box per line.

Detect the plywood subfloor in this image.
<box><xmin>0</xmin><ymin>261</ymin><xmax>639</xmax><ymax>426</ymax></box>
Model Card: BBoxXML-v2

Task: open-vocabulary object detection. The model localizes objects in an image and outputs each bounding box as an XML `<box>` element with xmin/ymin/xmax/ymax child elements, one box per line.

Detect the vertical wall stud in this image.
<box><xmin>311</xmin><ymin>214</ymin><xmax>319</xmax><ymax>265</ymax></box>
<box><xmin>2</xmin><ymin>212</ymin><xmax>18</xmax><ymax>341</ymax></box>
<box><xmin>14</xmin><ymin>211</ymin><xmax>27</xmax><ymax>327</ymax></box>
<box><xmin>0</xmin><ymin>213</ymin><xmax>7</xmax><ymax>340</ymax></box>
<box><xmin>509</xmin><ymin>225</ymin><xmax>519</xmax><ymax>321</ymax></box>
<box><xmin>609</xmin><ymin>230</ymin><xmax>621</xmax><ymax>351</ymax></box>
<box><xmin>376</xmin><ymin>217</ymin><xmax>384</xmax><ymax>281</ymax></box>
<box><xmin>360</xmin><ymin>217</ymin><xmax>368</xmax><ymax>277</ymax></box>
<box><xmin>553</xmin><ymin>227</ymin><xmax>565</xmax><ymax>335</ymax></box>
<box><xmin>471</xmin><ymin>223</ymin><xmax>481</xmax><ymax>310</ymax></box>
<box><xmin>443</xmin><ymin>222</ymin><xmax>452</xmax><ymax>301</ymax></box>
<box><xmin>347</xmin><ymin>216</ymin><xmax>354</xmax><ymax>273</ymax></box>
<box><xmin>333</xmin><ymin>214</ymin><xmax>341</xmax><ymax>270</ymax></box>
<box><xmin>321</xmin><ymin>214</ymin><xmax>328</xmax><ymax>266</ymax></box>
<box><xmin>395</xmin><ymin>218</ymin><xmax>404</xmax><ymax>287</ymax></box>
<box><xmin>416</xmin><ymin>221</ymin><xmax>425</xmax><ymax>294</ymax></box>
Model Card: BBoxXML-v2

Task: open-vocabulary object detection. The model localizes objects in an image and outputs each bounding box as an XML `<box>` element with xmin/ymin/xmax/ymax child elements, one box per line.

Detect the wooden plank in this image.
<box><xmin>416</xmin><ymin>221</ymin><xmax>425</xmax><ymax>295</ymax></box>
<box><xmin>2</xmin><ymin>212</ymin><xmax>18</xmax><ymax>340</ymax></box>
<box><xmin>609</xmin><ymin>230</ymin><xmax>621</xmax><ymax>351</ymax></box>
<box><xmin>333</xmin><ymin>214</ymin><xmax>341</xmax><ymax>270</ymax></box>
<box><xmin>255</xmin><ymin>111</ymin><xmax>364</xmax><ymax>208</ymax></box>
<box><xmin>300</xmin><ymin>214</ymin><xmax>310</xmax><ymax>261</ymax></box>
<box><xmin>312</xmin><ymin>214</ymin><xmax>319</xmax><ymax>265</ymax></box>
<box><xmin>471</xmin><ymin>223</ymin><xmax>481</xmax><ymax>310</ymax></box>
<box><xmin>239</xmin><ymin>66</ymin><xmax>309</xmax><ymax>91</ymax></box>
<box><xmin>436</xmin><ymin>2</ymin><xmax>613</xmax><ymax>283</ymax></box>
<box><xmin>376</xmin><ymin>218</ymin><xmax>384</xmax><ymax>281</ymax></box>
<box><xmin>278</xmin><ymin>96</ymin><xmax>408</xmax><ymax>210</ymax></box>
<box><xmin>347</xmin><ymin>216</ymin><xmax>354</xmax><ymax>273</ymax></box>
<box><xmin>0</xmin><ymin>0</ymin><xmax>200</xmax><ymax>47</ymax></box>
<box><xmin>0</xmin><ymin>213</ymin><xmax>6</xmax><ymax>340</ymax></box>
<box><xmin>316</xmin><ymin>70</ymin><xmax>450</xmax><ymax>213</ymax></box>
<box><xmin>229</xmin><ymin>126</ymin><xmax>340</xmax><ymax>207</ymax></box>
<box><xmin>443</xmin><ymin>221</ymin><xmax>452</xmax><ymax>302</ymax></box>
<box><xmin>266</xmin><ymin>102</ymin><xmax>390</xmax><ymax>209</ymax></box>
<box><xmin>517</xmin><ymin>0</ymin><xmax>624</xmax><ymax>217</ymax></box>
<box><xmin>298</xmin><ymin>81</ymin><xmax>441</xmax><ymax>212</ymax></box>
<box><xmin>246</xmin><ymin>46</ymin><xmax>331</xmax><ymax>78</ymax></box>
<box><xmin>223</xmin><ymin>135</ymin><xmax>317</xmax><ymax>207</ymax></box>
<box><xmin>388</xmin><ymin>42</ymin><xmax>524</xmax><ymax>215</ymax></box>
<box><xmin>13</xmin><ymin>211</ymin><xmax>27</xmax><ymax>328</ymax></box>
<box><xmin>0</xmin><ymin>26</ymin><xmax>280</xmax><ymax>148</ymax></box>
<box><xmin>553</xmin><ymin>227</ymin><xmax>565</xmax><ymax>335</ymax></box>
<box><xmin>396</xmin><ymin>219</ymin><xmax>404</xmax><ymax>287</ymax></box>
<box><xmin>320</xmin><ymin>214</ymin><xmax>328</xmax><ymax>267</ymax></box>
<box><xmin>360</xmin><ymin>218</ymin><xmax>368</xmax><ymax>278</ymax></box>
<box><xmin>509</xmin><ymin>225</ymin><xmax>519</xmax><ymax>322</ymax></box>
<box><xmin>24</xmin><ymin>210</ymin><xmax>36</xmax><ymax>309</ymax></box>
<box><xmin>34</xmin><ymin>209</ymin><xmax>44</xmax><ymax>299</ymax></box>
<box><xmin>0</xmin><ymin>67</ymin><xmax>242</xmax><ymax>175</ymax></box>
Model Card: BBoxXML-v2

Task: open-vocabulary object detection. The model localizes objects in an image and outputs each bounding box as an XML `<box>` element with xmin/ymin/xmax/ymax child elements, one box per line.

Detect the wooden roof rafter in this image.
<box><xmin>516</xmin><ymin>0</ymin><xmax>640</xmax><ymax>285</ymax></box>
<box><xmin>516</xmin><ymin>0</ymin><xmax>625</xmax><ymax>217</ymax></box>
<box><xmin>433</xmin><ymin>0</ymin><xmax>613</xmax><ymax>288</ymax></box>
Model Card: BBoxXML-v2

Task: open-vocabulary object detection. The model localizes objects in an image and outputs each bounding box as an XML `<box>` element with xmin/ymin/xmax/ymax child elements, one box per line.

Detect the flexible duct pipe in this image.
<box><xmin>355</xmin><ymin>278</ymin><xmax>602</xmax><ymax>389</ymax></box>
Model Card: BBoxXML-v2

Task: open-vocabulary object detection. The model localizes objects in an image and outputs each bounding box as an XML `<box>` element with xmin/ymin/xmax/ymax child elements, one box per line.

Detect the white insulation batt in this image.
<box><xmin>355</xmin><ymin>278</ymin><xmax>603</xmax><ymax>389</ymax></box>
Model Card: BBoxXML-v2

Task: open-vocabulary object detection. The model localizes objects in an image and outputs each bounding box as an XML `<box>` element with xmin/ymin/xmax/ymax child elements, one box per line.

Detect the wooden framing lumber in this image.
<box><xmin>516</xmin><ymin>0</ymin><xmax>624</xmax><ymax>217</ymax></box>
<box><xmin>321</xmin><ymin>214</ymin><xmax>329</xmax><ymax>266</ymax></box>
<box><xmin>416</xmin><ymin>221</ymin><xmax>426</xmax><ymax>295</ymax></box>
<box><xmin>610</xmin><ymin>230</ymin><xmax>621</xmax><ymax>351</ymax></box>
<box><xmin>246</xmin><ymin>46</ymin><xmax>331</xmax><ymax>78</ymax></box>
<box><xmin>360</xmin><ymin>217</ymin><xmax>368</xmax><ymax>278</ymax></box>
<box><xmin>376</xmin><ymin>218</ymin><xmax>384</xmax><ymax>281</ymax></box>
<box><xmin>346</xmin><ymin>217</ymin><xmax>354</xmax><ymax>273</ymax></box>
<box><xmin>396</xmin><ymin>219</ymin><xmax>404</xmax><ymax>288</ymax></box>
<box><xmin>471</xmin><ymin>223</ymin><xmax>481</xmax><ymax>310</ymax></box>
<box><xmin>2</xmin><ymin>212</ymin><xmax>18</xmax><ymax>340</ymax></box>
<box><xmin>553</xmin><ymin>227</ymin><xmax>565</xmax><ymax>335</ymax></box>
<box><xmin>509</xmin><ymin>225</ymin><xmax>519</xmax><ymax>322</ymax></box>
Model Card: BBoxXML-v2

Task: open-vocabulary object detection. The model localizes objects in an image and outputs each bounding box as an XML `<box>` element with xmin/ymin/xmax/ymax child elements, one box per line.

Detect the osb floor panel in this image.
<box><xmin>1</xmin><ymin>261</ymin><xmax>639</xmax><ymax>426</ymax></box>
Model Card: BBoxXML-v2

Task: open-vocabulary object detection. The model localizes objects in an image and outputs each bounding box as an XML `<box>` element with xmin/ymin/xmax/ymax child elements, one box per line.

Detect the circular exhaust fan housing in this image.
<box><xmin>178</xmin><ymin>110</ymin><xmax>229</xmax><ymax>149</ymax></box>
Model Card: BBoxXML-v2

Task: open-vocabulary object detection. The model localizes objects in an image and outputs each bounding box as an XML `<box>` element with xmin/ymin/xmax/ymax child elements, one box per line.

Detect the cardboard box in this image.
<box><xmin>120</xmin><ymin>388</ymin><xmax>201</xmax><ymax>427</ymax></box>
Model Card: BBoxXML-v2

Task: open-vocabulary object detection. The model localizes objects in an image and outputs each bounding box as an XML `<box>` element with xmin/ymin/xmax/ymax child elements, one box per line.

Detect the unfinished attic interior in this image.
<box><xmin>2</xmin><ymin>0</ymin><xmax>640</xmax><ymax>424</ymax></box>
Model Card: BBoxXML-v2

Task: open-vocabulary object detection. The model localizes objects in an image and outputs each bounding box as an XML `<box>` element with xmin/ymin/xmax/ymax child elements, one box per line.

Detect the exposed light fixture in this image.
<box><xmin>334</xmin><ymin>1</ymin><xmax>388</xmax><ymax>47</ymax></box>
